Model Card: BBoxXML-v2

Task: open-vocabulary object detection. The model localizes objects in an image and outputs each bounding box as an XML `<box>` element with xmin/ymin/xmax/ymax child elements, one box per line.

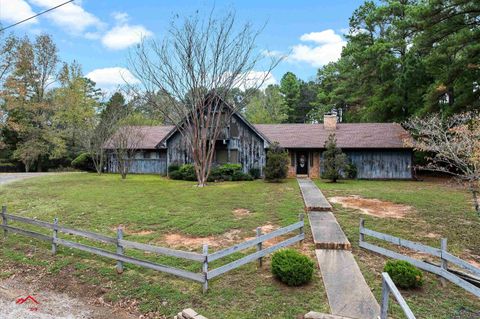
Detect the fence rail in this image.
<box><xmin>380</xmin><ymin>272</ymin><xmax>416</xmax><ymax>319</ymax></box>
<box><xmin>0</xmin><ymin>205</ymin><xmax>304</xmax><ymax>292</ymax></box>
<box><xmin>359</xmin><ymin>219</ymin><xmax>480</xmax><ymax>298</ymax></box>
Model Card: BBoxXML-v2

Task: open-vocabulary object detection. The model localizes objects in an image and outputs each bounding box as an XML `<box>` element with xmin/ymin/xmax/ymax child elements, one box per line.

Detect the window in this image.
<box><xmin>290</xmin><ymin>152</ymin><xmax>295</xmax><ymax>166</ymax></box>
<box><xmin>216</xmin><ymin>149</ymin><xmax>228</xmax><ymax>164</ymax></box>
<box><xmin>229</xmin><ymin>150</ymin><xmax>239</xmax><ymax>163</ymax></box>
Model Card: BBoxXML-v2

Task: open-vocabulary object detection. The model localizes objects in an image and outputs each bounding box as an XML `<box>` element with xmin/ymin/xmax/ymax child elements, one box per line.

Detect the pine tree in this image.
<box><xmin>321</xmin><ymin>134</ymin><xmax>347</xmax><ymax>182</ymax></box>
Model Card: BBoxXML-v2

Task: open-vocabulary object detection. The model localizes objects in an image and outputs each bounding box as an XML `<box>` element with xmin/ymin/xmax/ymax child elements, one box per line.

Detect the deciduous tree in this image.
<box><xmin>128</xmin><ymin>10</ymin><xmax>279</xmax><ymax>186</ymax></box>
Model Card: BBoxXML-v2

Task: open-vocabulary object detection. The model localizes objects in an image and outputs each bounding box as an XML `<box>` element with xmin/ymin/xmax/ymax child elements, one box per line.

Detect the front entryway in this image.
<box><xmin>296</xmin><ymin>151</ymin><xmax>308</xmax><ymax>175</ymax></box>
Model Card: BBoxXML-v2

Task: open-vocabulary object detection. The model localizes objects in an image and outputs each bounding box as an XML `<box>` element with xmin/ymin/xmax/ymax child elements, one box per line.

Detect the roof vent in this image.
<box><xmin>323</xmin><ymin>113</ymin><xmax>337</xmax><ymax>130</ymax></box>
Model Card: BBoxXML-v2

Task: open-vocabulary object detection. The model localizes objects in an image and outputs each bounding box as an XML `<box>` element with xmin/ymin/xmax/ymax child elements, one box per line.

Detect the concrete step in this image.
<box><xmin>297</xmin><ymin>179</ymin><xmax>332</xmax><ymax>211</ymax></box>
<box><xmin>315</xmin><ymin>250</ymin><xmax>380</xmax><ymax>319</ymax></box>
<box><xmin>309</xmin><ymin>211</ymin><xmax>351</xmax><ymax>250</ymax></box>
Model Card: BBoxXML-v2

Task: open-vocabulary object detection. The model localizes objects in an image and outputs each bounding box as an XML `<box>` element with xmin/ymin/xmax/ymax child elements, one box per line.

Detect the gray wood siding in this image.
<box><xmin>167</xmin><ymin>115</ymin><xmax>266</xmax><ymax>174</ymax></box>
<box><xmin>344</xmin><ymin>150</ymin><xmax>412</xmax><ymax>179</ymax></box>
<box><xmin>107</xmin><ymin>150</ymin><xmax>167</xmax><ymax>175</ymax></box>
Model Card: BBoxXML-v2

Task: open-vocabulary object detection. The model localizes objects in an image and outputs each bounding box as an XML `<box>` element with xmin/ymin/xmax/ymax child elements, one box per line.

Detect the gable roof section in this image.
<box><xmin>254</xmin><ymin>123</ymin><xmax>412</xmax><ymax>149</ymax></box>
<box><xmin>158</xmin><ymin>112</ymin><xmax>271</xmax><ymax>147</ymax></box>
<box><xmin>104</xmin><ymin>126</ymin><xmax>174</xmax><ymax>150</ymax></box>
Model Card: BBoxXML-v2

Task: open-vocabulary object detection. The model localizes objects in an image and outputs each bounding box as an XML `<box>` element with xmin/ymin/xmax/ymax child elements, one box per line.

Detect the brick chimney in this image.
<box><xmin>323</xmin><ymin>114</ymin><xmax>337</xmax><ymax>130</ymax></box>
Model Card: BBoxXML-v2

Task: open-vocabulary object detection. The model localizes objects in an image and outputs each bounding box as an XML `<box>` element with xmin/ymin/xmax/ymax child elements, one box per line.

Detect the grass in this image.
<box><xmin>1</xmin><ymin>174</ymin><xmax>479</xmax><ymax>318</ymax></box>
<box><xmin>0</xmin><ymin>173</ymin><xmax>327</xmax><ymax>318</ymax></box>
<box><xmin>315</xmin><ymin>178</ymin><xmax>480</xmax><ymax>319</ymax></box>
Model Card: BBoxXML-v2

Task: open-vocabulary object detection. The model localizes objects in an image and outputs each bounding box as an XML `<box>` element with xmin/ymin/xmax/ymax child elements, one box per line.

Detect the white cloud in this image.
<box><xmin>29</xmin><ymin>0</ymin><xmax>104</xmax><ymax>34</ymax></box>
<box><xmin>0</xmin><ymin>0</ymin><xmax>37</xmax><ymax>25</ymax></box>
<box><xmin>289</xmin><ymin>29</ymin><xmax>346</xmax><ymax>67</ymax></box>
<box><xmin>101</xmin><ymin>13</ymin><xmax>152</xmax><ymax>50</ymax></box>
<box><xmin>86</xmin><ymin>67</ymin><xmax>139</xmax><ymax>93</ymax></box>
<box><xmin>234</xmin><ymin>71</ymin><xmax>277</xmax><ymax>91</ymax></box>
<box><xmin>299</xmin><ymin>30</ymin><xmax>344</xmax><ymax>44</ymax></box>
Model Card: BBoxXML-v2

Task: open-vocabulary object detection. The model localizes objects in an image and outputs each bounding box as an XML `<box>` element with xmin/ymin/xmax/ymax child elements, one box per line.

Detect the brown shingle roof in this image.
<box><xmin>104</xmin><ymin>126</ymin><xmax>174</xmax><ymax>150</ymax></box>
<box><xmin>104</xmin><ymin>123</ymin><xmax>412</xmax><ymax>150</ymax></box>
<box><xmin>253</xmin><ymin>123</ymin><xmax>412</xmax><ymax>149</ymax></box>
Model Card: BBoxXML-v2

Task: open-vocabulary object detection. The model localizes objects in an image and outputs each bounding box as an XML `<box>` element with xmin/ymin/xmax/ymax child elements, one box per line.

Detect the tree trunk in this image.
<box><xmin>472</xmin><ymin>189</ymin><xmax>479</xmax><ymax>215</ymax></box>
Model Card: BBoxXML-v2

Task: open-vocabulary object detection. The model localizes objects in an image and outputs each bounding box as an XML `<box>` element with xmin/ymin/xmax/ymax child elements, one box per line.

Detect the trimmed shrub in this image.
<box><xmin>169</xmin><ymin>170</ymin><xmax>184</xmax><ymax>180</ymax></box>
<box><xmin>345</xmin><ymin>163</ymin><xmax>358</xmax><ymax>179</ymax></box>
<box><xmin>265</xmin><ymin>143</ymin><xmax>289</xmax><ymax>182</ymax></box>
<box><xmin>232</xmin><ymin>171</ymin><xmax>253</xmax><ymax>181</ymax></box>
<box><xmin>168</xmin><ymin>164</ymin><xmax>181</xmax><ymax>174</ymax></box>
<box><xmin>218</xmin><ymin>163</ymin><xmax>242</xmax><ymax>176</ymax></box>
<box><xmin>271</xmin><ymin>249</ymin><xmax>315</xmax><ymax>286</ymax></box>
<box><xmin>178</xmin><ymin>164</ymin><xmax>196</xmax><ymax>181</ymax></box>
<box><xmin>71</xmin><ymin>152</ymin><xmax>94</xmax><ymax>171</ymax></box>
<box><xmin>249</xmin><ymin>167</ymin><xmax>261</xmax><ymax>179</ymax></box>
<box><xmin>384</xmin><ymin>260</ymin><xmax>423</xmax><ymax>289</ymax></box>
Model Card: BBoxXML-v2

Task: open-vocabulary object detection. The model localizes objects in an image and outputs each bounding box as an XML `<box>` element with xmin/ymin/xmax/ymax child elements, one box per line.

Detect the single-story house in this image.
<box><xmin>104</xmin><ymin>113</ymin><xmax>413</xmax><ymax>179</ymax></box>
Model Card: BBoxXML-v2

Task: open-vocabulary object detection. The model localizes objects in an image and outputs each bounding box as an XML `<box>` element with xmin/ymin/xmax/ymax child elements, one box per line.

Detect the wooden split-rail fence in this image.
<box><xmin>0</xmin><ymin>206</ymin><xmax>304</xmax><ymax>292</ymax></box>
<box><xmin>359</xmin><ymin>218</ymin><xmax>480</xmax><ymax>298</ymax></box>
<box><xmin>380</xmin><ymin>272</ymin><xmax>416</xmax><ymax>319</ymax></box>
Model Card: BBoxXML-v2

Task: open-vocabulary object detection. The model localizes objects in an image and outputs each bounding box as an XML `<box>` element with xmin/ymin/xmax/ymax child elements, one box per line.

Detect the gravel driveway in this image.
<box><xmin>0</xmin><ymin>173</ymin><xmax>53</xmax><ymax>185</ymax></box>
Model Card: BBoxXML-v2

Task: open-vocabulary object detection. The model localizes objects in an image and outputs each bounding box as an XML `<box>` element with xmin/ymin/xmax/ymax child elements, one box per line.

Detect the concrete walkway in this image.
<box><xmin>297</xmin><ymin>179</ymin><xmax>379</xmax><ymax>319</ymax></box>
<box><xmin>298</xmin><ymin>178</ymin><xmax>332</xmax><ymax>211</ymax></box>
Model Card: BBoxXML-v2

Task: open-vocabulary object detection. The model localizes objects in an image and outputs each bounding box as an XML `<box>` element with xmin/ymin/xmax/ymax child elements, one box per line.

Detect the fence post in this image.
<box><xmin>256</xmin><ymin>227</ymin><xmax>263</xmax><ymax>268</ymax></box>
<box><xmin>51</xmin><ymin>218</ymin><xmax>58</xmax><ymax>254</ymax></box>
<box><xmin>116</xmin><ymin>227</ymin><xmax>124</xmax><ymax>274</ymax></box>
<box><xmin>359</xmin><ymin>218</ymin><xmax>365</xmax><ymax>244</ymax></box>
<box><xmin>440</xmin><ymin>238</ymin><xmax>448</xmax><ymax>286</ymax></box>
<box><xmin>298</xmin><ymin>213</ymin><xmax>304</xmax><ymax>244</ymax></box>
<box><xmin>1</xmin><ymin>206</ymin><xmax>7</xmax><ymax>238</ymax></box>
<box><xmin>380</xmin><ymin>274</ymin><xmax>390</xmax><ymax>319</ymax></box>
<box><xmin>202</xmin><ymin>243</ymin><xmax>209</xmax><ymax>293</ymax></box>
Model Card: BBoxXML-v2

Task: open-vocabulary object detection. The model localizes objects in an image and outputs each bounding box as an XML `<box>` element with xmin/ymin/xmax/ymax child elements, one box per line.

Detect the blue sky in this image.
<box><xmin>0</xmin><ymin>0</ymin><xmax>364</xmax><ymax>94</ymax></box>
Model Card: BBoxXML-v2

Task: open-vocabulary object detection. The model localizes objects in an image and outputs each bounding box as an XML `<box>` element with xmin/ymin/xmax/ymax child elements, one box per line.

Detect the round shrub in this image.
<box><xmin>168</xmin><ymin>164</ymin><xmax>180</xmax><ymax>174</ymax></box>
<box><xmin>345</xmin><ymin>163</ymin><xmax>357</xmax><ymax>179</ymax></box>
<box><xmin>178</xmin><ymin>164</ymin><xmax>196</xmax><ymax>181</ymax></box>
<box><xmin>232</xmin><ymin>171</ymin><xmax>253</xmax><ymax>181</ymax></box>
<box><xmin>169</xmin><ymin>170</ymin><xmax>184</xmax><ymax>180</ymax></box>
<box><xmin>249</xmin><ymin>167</ymin><xmax>261</xmax><ymax>179</ymax></box>
<box><xmin>71</xmin><ymin>152</ymin><xmax>94</xmax><ymax>171</ymax></box>
<box><xmin>384</xmin><ymin>260</ymin><xmax>423</xmax><ymax>289</ymax></box>
<box><xmin>271</xmin><ymin>249</ymin><xmax>315</xmax><ymax>286</ymax></box>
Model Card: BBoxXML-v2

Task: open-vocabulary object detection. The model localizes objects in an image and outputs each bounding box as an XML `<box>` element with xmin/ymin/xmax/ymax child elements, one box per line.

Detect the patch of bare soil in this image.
<box><xmin>329</xmin><ymin>195</ymin><xmax>413</xmax><ymax>218</ymax></box>
<box><xmin>0</xmin><ymin>275</ymin><xmax>139</xmax><ymax>319</ymax></box>
<box><xmin>233</xmin><ymin>208</ymin><xmax>251</xmax><ymax>218</ymax></box>
<box><xmin>112</xmin><ymin>225</ymin><xmax>154</xmax><ymax>236</ymax></box>
<box><xmin>163</xmin><ymin>223</ymin><xmax>279</xmax><ymax>249</ymax></box>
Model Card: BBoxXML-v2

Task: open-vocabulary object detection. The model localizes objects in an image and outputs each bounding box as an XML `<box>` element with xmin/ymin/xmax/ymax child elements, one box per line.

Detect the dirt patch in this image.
<box><xmin>0</xmin><ymin>275</ymin><xmax>138</xmax><ymax>319</ymax></box>
<box><xmin>233</xmin><ymin>208</ymin><xmax>251</xmax><ymax>218</ymax></box>
<box><xmin>424</xmin><ymin>232</ymin><xmax>441</xmax><ymax>239</ymax></box>
<box><xmin>329</xmin><ymin>195</ymin><xmax>412</xmax><ymax>219</ymax></box>
<box><xmin>163</xmin><ymin>223</ymin><xmax>279</xmax><ymax>249</ymax></box>
<box><xmin>112</xmin><ymin>225</ymin><xmax>154</xmax><ymax>236</ymax></box>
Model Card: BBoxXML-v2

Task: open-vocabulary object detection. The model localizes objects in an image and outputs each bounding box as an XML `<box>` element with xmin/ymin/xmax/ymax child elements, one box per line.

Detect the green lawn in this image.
<box><xmin>1</xmin><ymin>174</ymin><xmax>479</xmax><ymax>318</ymax></box>
<box><xmin>315</xmin><ymin>179</ymin><xmax>480</xmax><ymax>319</ymax></box>
<box><xmin>0</xmin><ymin>173</ymin><xmax>327</xmax><ymax>318</ymax></box>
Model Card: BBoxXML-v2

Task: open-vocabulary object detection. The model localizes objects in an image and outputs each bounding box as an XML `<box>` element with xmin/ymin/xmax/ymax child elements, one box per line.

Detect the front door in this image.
<box><xmin>296</xmin><ymin>152</ymin><xmax>308</xmax><ymax>175</ymax></box>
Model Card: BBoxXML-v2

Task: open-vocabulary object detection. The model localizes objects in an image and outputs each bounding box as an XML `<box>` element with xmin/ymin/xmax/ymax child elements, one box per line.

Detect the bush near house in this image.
<box><xmin>384</xmin><ymin>260</ymin><xmax>423</xmax><ymax>289</ymax></box>
<box><xmin>321</xmin><ymin>134</ymin><xmax>348</xmax><ymax>182</ymax></box>
<box><xmin>71</xmin><ymin>152</ymin><xmax>94</xmax><ymax>172</ymax></box>
<box><xmin>249</xmin><ymin>167</ymin><xmax>261</xmax><ymax>179</ymax></box>
<box><xmin>271</xmin><ymin>249</ymin><xmax>315</xmax><ymax>286</ymax></box>
<box><xmin>265</xmin><ymin>142</ymin><xmax>289</xmax><ymax>182</ymax></box>
<box><xmin>169</xmin><ymin>163</ymin><xmax>253</xmax><ymax>182</ymax></box>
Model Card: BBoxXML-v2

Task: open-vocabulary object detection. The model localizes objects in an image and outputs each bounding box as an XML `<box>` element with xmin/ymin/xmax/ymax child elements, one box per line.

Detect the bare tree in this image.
<box><xmin>128</xmin><ymin>10</ymin><xmax>281</xmax><ymax>186</ymax></box>
<box><xmin>107</xmin><ymin>124</ymin><xmax>146</xmax><ymax>179</ymax></box>
<box><xmin>405</xmin><ymin>112</ymin><xmax>480</xmax><ymax>215</ymax></box>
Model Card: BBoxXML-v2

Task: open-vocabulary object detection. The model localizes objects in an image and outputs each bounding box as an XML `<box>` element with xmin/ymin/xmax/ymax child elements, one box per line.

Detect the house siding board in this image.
<box><xmin>107</xmin><ymin>150</ymin><xmax>167</xmax><ymax>175</ymax></box>
<box><xmin>343</xmin><ymin>149</ymin><xmax>412</xmax><ymax>179</ymax></box>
